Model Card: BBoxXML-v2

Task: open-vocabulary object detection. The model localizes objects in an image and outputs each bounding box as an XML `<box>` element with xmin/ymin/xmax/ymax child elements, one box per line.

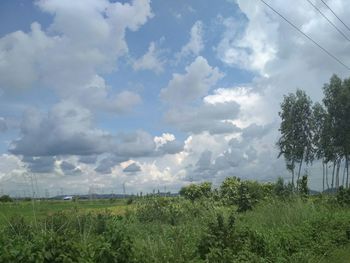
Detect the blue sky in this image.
<box><xmin>1</xmin><ymin>0</ymin><xmax>350</xmax><ymax>196</ymax></box>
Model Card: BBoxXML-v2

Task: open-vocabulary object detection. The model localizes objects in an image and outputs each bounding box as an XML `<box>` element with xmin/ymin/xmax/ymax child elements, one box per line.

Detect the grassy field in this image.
<box><xmin>0</xmin><ymin>182</ymin><xmax>350</xmax><ymax>262</ymax></box>
<box><xmin>0</xmin><ymin>199</ymin><xmax>130</xmax><ymax>225</ymax></box>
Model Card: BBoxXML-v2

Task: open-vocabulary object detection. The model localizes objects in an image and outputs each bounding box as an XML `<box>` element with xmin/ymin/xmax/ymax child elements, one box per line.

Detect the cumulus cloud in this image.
<box><xmin>60</xmin><ymin>161</ymin><xmax>81</xmax><ymax>176</ymax></box>
<box><xmin>165</xmin><ymin>101</ymin><xmax>240</xmax><ymax>134</ymax></box>
<box><xmin>62</xmin><ymin>75</ymin><xmax>142</xmax><ymax>114</ymax></box>
<box><xmin>123</xmin><ymin>162</ymin><xmax>141</xmax><ymax>173</ymax></box>
<box><xmin>161</xmin><ymin>56</ymin><xmax>223</xmax><ymax>105</ymax></box>
<box><xmin>95</xmin><ymin>155</ymin><xmax>128</xmax><ymax>174</ymax></box>
<box><xmin>79</xmin><ymin>155</ymin><xmax>98</xmax><ymax>164</ymax></box>
<box><xmin>9</xmin><ymin>102</ymin><xmax>114</xmax><ymax>156</ymax></box>
<box><xmin>0</xmin><ymin>0</ymin><xmax>152</xmax><ymax>116</ymax></box>
<box><xmin>133</xmin><ymin>42</ymin><xmax>166</xmax><ymax>73</ymax></box>
<box><xmin>177</xmin><ymin>21</ymin><xmax>204</xmax><ymax>59</ymax></box>
<box><xmin>22</xmin><ymin>156</ymin><xmax>56</xmax><ymax>173</ymax></box>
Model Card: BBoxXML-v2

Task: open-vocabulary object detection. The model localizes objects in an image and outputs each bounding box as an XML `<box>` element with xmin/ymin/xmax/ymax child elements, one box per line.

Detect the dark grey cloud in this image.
<box><xmin>196</xmin><ymin>150</ymin><xmax>212</xmax><ymax>171</ymax></box>
<box><xmin>22</xmin><ymin>156</ymin><xmax>55</xmax><ymax>173</ymax></box>
<box><xmin>79</xmin><ymin>155</ymin><xmax>98</xmax><ymax>164</ymax></box>
<box><xmin>123</xmin><ymin>162</ymin><xmax>141</xmax><ymax>173</ymax></box>
<box><xmin>157</xmin><ymin>140</ymin><xmax>184</xmax><ymax>155</ymax></box>
<box><xmin>241</xmin><ymin>123</ymin><xmax>273</xmax><ymax>140</ymax></box>
<box><xmin>9</xmin><ymin>103</ymin><xmax>185</xmax><ymax>161</ymax></box>
<box><xmin>9</xmin><ymin>103</ymin><xmax>114</xmax><ymax>157</ymax></box>
<box><xmin>60</xmin><ymin>161</ymin><xmax>81</xmax><ymax>175</ymax></box>
<box><xmin>95</xmin><ymin>155</ymin><xmax>128</xmax><ymax>174</ymax></box>
<box><xmin>0</xmin><ymin>118</ymin><xmax>7</xmax><ymax>132</ymax></box>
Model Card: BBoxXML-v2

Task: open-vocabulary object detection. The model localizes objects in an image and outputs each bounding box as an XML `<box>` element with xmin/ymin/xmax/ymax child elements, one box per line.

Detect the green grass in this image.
<box><xmin>1</xmin><ymin>196</ymin><xmax>349</xmax><ymax>262</ymax></box>
<box><xmin>0</xmin><ymin>199</ymin><xmax>130</xmax><ymax>225</ymax></box>
<box><xmin>318</xmin><ymin>244</ymin><xmax>350</xmax><ymax>263</ymax></box>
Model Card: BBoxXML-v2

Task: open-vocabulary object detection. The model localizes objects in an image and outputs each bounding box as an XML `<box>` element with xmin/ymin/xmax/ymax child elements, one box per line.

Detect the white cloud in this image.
<box><xmin>164</xmin><ymin>101</ymin><xmax>240</xmax><ymax>134</ymax></box>
<box><xmin>0</xmin><ymin>0</ymin><xmax>153</xmax><ymax>111</ymax></box>
<box><xmin>176</xmin><ymin>20</ymin><xmax>204</xmax><ymax>59</ymax></box>
<box><xmin>161</xmin><ymin>56</ymin><xmax>223</xmax><ymax>105</ymax></box>
<box><xmin>133</xmin><ymin>42</ymin><xmax>166</xmax><ymax>73</ymax></box>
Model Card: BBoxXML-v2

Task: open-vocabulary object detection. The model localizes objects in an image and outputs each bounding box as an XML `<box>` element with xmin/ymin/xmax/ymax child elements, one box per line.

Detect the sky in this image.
<box><xmin>1</xmin><ymin>0</ymin><xmax>350</xmax><ymax>197</ymax></box>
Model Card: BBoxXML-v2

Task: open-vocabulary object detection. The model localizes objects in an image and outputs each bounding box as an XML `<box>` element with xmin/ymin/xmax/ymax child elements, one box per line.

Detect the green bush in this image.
<box><xmin>0</xmin><ymin>195</ymin><xmax>13</xmax><ymax>202</ymax></box>
<box><xmin>179</xmin><ymin>182</ymin><xmax>212</xmax><ymax>201</ymax></box>
<box><xmin>0</xmin><ymin>212</ymin><xmax>133</xmax><ymax>263</ymax></box>
<box><xmin>336</xmin><ymin>186</ymin><xmax>350</xmax><ymax>206</ymax></box>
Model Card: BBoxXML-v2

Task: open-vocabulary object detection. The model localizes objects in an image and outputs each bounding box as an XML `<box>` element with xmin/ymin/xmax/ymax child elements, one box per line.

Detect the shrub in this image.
<box><xmin>236</xmin><ymin>183</ymin><xmax>253</xmax><ymax>213</ymax></box>
<box><xmin>220</xmin><ymin>177</ymin><xmax>241</xmax><ymax>205</ymax></box>
<box><xmin>297</xmin><ymin>175</ymin><xmax>309</xmax><ymax>199</ymax></box>
<box><xmin>179</xmin><ymin>182</ymin><xmax>212</xmax><ymax>201</ymax></box>
<box><xmin>0</xmin><ymin>195</ymin><xmax>13</xmax><ymax>202</ymax></box>
<box><xmin>336</xmin><ymin>186</ymin><xmax>350</xmax><ymax>206</ymax></box>
<box><xmin>273</xmin><ymin>177</ymin><xmax>293</xmax><ymax>199</ymax></box>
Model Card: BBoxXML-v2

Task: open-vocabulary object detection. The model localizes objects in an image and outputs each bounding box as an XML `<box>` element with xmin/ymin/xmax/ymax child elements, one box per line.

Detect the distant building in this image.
<box><xmin>63</xmin><ymin>196</ymin><xmax>73</xmax><ymax>201</ymax></box>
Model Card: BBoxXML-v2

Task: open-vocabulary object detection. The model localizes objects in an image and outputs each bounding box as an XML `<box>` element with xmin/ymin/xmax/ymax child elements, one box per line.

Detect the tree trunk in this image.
<box><xmin>331</xmin><ymin>161</ymin><xmax>336</xmax><ymax>190</ymax></box>
<box><xmin>297</xmin><ymin>158</ymin><xmax>303</xmax><ymax>190</ymax></box>
<box><xmin>346</xmin><ymin>155</ymin><xmax>349</xmax><ymax>189</ymax></box>
<box><xmin>322</xmin><ymin>161</ymin><xmax>325</xmax><ymax>192</ymax></box>
<box><xmin>335</xmin><ymin>159</ymin><xmax>341</xmax><ymax>191</ymax></box>
<box><xmin>291</xmin><ymin>159</ymin><xmax>295</xmax><ymax>190</ymax></box>
<box><xmin>342</xmin><ymin>159</ymin><xmax>346</xmax><ymax>187</ymax></box>
<box><xmin>326</xmin><ymin>162</ymin><xmax>330</xmax><ymax>190</ymax></box>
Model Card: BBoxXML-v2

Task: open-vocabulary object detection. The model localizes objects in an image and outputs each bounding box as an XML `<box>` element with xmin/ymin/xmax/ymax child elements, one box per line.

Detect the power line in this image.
<box><xmin>306</xmin><ymin>0</ymin><xmax>350</xmax><ymax>43</ymax></box>
<box><xmin>259</xmin><ymin>0</ymin><xmax>350</xmax><ymax>70</ymax></box>
<box><xmin>320</xmin><ymin>0</ymin><xmax>350</xmax><ymax>33</ymax></box>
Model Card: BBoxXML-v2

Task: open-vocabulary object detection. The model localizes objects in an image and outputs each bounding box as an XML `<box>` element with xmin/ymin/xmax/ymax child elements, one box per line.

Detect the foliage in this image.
<box><xmin>179</xmin><ymin>182</ymin><xmax>212</xmax><ymax>201</ymax></box>
<box><xmin>297</xmin><ymin>175</ymin><xmax>309</xmax><ymax>199</ymax></box>
<box><xmin>219</xmin><ymin>176</ymin><xmax>241</xmax><ymax>205</ymax></box>
<box><xmin>0</xmin><ymin>212</ymin><xmax>133</xmax><ymax>263</ymax></box>
<box><xmin>0</xmin><ymin>195</ymin><xmax>13</xmax><ymax>202</ymax></box>
<box><xmin>277</xmin><ymin>89</ymin><xmax>314</xmax><ymax>188</ymax></box>
<box><xmin>273</xmin><ymin>177</ymin><xmax>293</xmax><ymax>199</ymax></box>
<box><xmin>336</xmin><ymin>186</ymin><xmax>350</xmax><ymax>206</ymax></box>
<box><xmin>1</xmin><ymin>177</ymin><xmax>350</xmax><ymax>262</ymax></box>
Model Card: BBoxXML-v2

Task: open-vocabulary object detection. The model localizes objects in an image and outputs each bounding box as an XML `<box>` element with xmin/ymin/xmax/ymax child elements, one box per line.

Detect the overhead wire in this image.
<box><xmin>306</xmin><ymin>0</ymin><xmax>350</xmax><ymax>43</ymax></box>
<box><xmin>320</xmin><ymin>0</ymin><xmax>350</xmax><ymax>33</ymax></box>
<box><xmin>259</xmin><ymin>0</ymin><xmax>350</xmax><ymax>70</ymax></box>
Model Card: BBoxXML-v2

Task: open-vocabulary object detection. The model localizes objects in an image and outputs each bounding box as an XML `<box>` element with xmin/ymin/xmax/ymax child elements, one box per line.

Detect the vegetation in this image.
<box><xmin>1</xmin><ymin>176</ymin><xmax>350</xmax><ymax>262</ymax></box>
<box><xmin>278</xmin><ymin>74</ymin><xmax>350</xmax><ymax>191</ymax></box>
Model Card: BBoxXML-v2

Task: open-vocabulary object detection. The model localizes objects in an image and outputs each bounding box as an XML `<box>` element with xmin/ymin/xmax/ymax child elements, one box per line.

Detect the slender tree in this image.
<box><xmin>278</xmin><ymin>89</ymin><xmax>313</xmax><ymax>190</ymax></box>
<box><xmin>312</xmin><ymin>102</ymin><xmax>327</xmax><ymax>191</ymax></box>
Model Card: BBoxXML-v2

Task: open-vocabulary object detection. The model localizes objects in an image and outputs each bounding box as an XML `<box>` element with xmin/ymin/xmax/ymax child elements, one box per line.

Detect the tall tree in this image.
<box><xmin>277</xmin><ymin>89</ymin><xmax>313</xmax><ymax>189</ymax></box>
<box><xmin>323</xmin><ymin>75</ymin><xmax>344</xmax><ymax>190</ymax></box>
<box><xmin>312</xmin><ymin>102</ymin><xmax>327</xmax><ymax>191</ymax></box>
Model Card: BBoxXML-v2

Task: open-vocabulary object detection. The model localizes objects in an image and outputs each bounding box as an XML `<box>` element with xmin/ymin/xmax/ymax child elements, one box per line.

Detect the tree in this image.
<box><xmin>322</xmin><ymin>74</ymin><xmax>350</xmax><ymax>190</ymax></box>
<box><xmin>236</xmin><ymin>183</ymin><xmax>253</xmax><ymax>213</ymax></box>
<box><xmin>277</xmin><ymin>89</ymin><xmax>313</xmax><ymax>189</ymax></box>
<box><xmin>219</xmin><ymin>176</ymin><xmax>241</xmax><ymax>205</ymax></box>
<box><xmin>297</xmin><ymin>175</ymin><xmax>309</xmax><ymax>199</ymax></box>
<box><xmin>0</xmin><ymin>195</ymin><xmax>13</xmax><ymax>202</ymax></box>
<box><xmin>312</xmin><ymin>102</ymin><xmax>328</xmax><ymax>191</ymax></box>
<box><xmin>179</xmin><ymin>182</ymin><xmax>212</xmax><ymax>201</ymax></box>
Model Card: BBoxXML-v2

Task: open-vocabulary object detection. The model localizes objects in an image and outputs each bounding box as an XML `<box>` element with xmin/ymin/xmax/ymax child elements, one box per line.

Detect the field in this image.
<box><xmin>0</xmin><ymin>199</ymin><xmax>129</xmax><ymax>225</ymax></box>
<box><xmin>1</xmin><ymin>179</ymin><xmax>350</xmax><ymax>262</ymax></box>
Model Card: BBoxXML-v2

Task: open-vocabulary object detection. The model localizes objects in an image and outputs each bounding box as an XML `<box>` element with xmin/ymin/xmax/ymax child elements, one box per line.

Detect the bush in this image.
<box><xmin>336</xmin><ymin>186</ymin><xmax>350</xmax><ymax>206</ymax></box>
<box><xmin>220</xmin><ymin>177</ymin><xmax>241</xmax><ymax>205</ymax></box>
<box><xmin>273</xmin><ymin>177</ymin><xmax>293</xmax><ymax>199</ymax></box>
<box><xmin>0</xmin><ymin>195</ymin><xmax>13</xmax><ymax>202</ymax></box>
<box><xmin>179</xmin><ymin>182</ymin><xmax>212</xmax><ymax>201</ymax></box>
<box><xmin>198</xmin><ymin>201</ymin><xmax>350</xmax><ymax>262</ymax></box>
<box><xmin>0</xmin><ymin>212</ymin><xmax>133</xmax><ymax>263</ymax></box>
